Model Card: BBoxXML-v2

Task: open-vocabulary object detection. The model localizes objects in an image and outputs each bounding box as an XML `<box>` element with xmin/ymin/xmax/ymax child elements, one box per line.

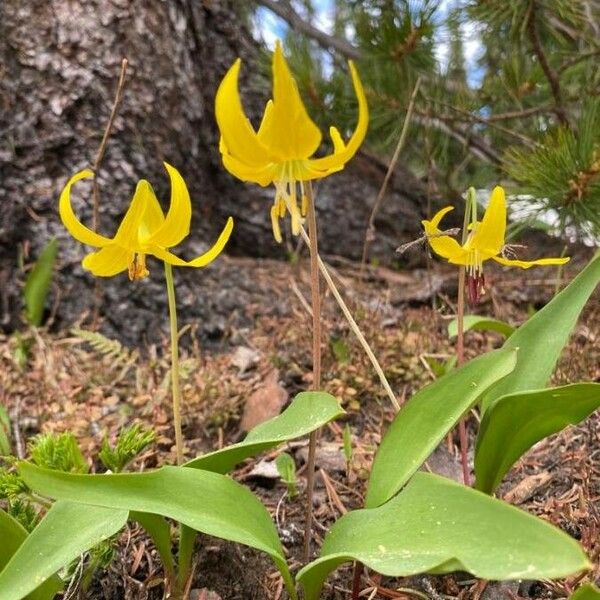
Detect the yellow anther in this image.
<box><xmin>128</xmin><ymin>253</ymin><xmax>149</xmax><ymax>281</ymax></box>
<box><xmin>301</xmin><ymin>194</ymin><xmax>308</xmax><ymax>217</ymax></box>
<box><xmin>270</xmin><ymin>205</ymin><xmax>283</xmax><ymax>244</ymax></box>
<box><xmin>278</xmin><ymin>197</ymin><xmax>286</xmax><ymax>218</ymax></box>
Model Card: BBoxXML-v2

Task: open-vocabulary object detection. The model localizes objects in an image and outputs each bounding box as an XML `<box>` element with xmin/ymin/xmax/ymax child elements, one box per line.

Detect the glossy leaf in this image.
<box><xmin>0</xmin><ymin>509</ymin><xmax>63</xmax><ymax>600</ymax></box>
<box><xmin>24</xmin><ymin>238</ymin><xmax>58</xmax><ymax>327</ymax></box>
<box><xmin>366</xmin><ymin>348</ymin><xmax>517</xmax><ymax>508</ymax></box>
<box><xmin>480</xmin><ymin>252</ymin><xmax>600</xmax><ymax>412</ymax></box>
<box><xmin>19</xmin><ymin>463</ymin><xmax>295</xmax><ymax>598</ymax></box>
<box><xmin>475</xmin><ymin>383</ymin><xmax>600</xmax><ymax>493</ymax></box>
<box><xmin>297</xmin><ymin>473</ymin><xmax>590</xmax><ymax>600</ymax></box>
<box><xmin>0</xmin><ymin>508</ymin><xmax>62</xmax><ymax>600</ymax></box>
<box><xmin>0</xmin><ymin>501</ymin><xmax>127</xmax><ymax>600</ymax></box>
<box><xmin>185</xmin><ymin>391</ymin><xmax>343</xmax><ymax>473</ymax></box>
<box><xmin>448</xmin><ymin>315</ymin><xmax>515</xmax><ymax>338</ymax></box>
<box><xmin>0</xmin><ymin>509</ymin><xmax>25</xmax><ymax>572</ymax></box>
<box><xmin>570</xmin><ymin>584</ymin><xmax>600</xmax><ymax>600</ymax></box>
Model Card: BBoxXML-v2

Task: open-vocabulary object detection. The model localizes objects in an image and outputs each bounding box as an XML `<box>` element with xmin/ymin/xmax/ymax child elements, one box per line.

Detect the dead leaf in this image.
<box><xmin>503</xmin><ymin>472</ymin><xmax>552</xmax><ymax>505</ymax></box>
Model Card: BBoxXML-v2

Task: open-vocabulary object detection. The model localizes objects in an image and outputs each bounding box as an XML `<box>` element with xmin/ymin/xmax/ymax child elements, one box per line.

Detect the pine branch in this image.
<box><xmin>254</xmin><ymin>0</ymin><xmax>470</xmax><ymax>94</ymax></box>
<box><xmin>413</xmin><ymin>112</ymin><xmax>502</xmax><ymax>165</ymax></box>
<box><xmin>485</xmin><ymin>105</ymin><xmax>552</xmax><ymax>121</ymax></box>
<box><xmin>255</xmin><ymin>0</ymin><xmax>361</xmax><ymax>59</ymax></box>
<box><xmin>422</xmin><ymin>96</ymin><xmax>539</xmax><ymax>147</ymax></box>
<box><xmin>526</xmin><ymin>1</ymin><xmax>569</xmax><ymax>127</ymax></box>
<box><xmin>558</xmin><ymin>49</ymin><xmax>600</xmax><ymax>74</ymax></box>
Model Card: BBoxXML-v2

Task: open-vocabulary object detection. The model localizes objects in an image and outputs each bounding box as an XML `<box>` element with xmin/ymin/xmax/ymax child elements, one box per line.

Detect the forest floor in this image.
<box><xmin>1</xmin><ymin>248</ymin><xmax>599</xmax><ymax>600</ymax></box>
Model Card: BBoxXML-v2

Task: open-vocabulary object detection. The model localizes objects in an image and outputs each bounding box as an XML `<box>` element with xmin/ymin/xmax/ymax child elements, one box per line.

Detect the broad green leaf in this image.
<box><xmin>481</xmin><ymin>252</ymin><xmax>600</xmax><ymax>412</ymax></box>
<box><xmin>185</xmin><ymin>391</ymin><xmax>343</xmax><ymax>473</ymax></box>
<box><xmin>448</xmin><ymin>315</ymin><xmax>515</xmax><ymax>338</ymax></box>
<box><xmin>0</xmin><ymin>509</ymin><xmax>25</xmax><ymax>571</ymax></box>
<box><xmin>366</xmin><ymin>348</ymin><xmax>517</xmax><ymax>508</ymax></box>
<box><xmin>0</xmin><ymin>501</ymin><xmax>127</xmax><ymax>600</ymax></box>
<box><xmin>297</xmin><ymin>473</ymin><xmax>590</xmax><ymax>600</ymax></box>
<box><xmin>0</xmin><ymin>405</ymin><xmax>10</xmax><ymax>455</ymax></box>
<box><xmin>0</xmin><ymin>508</ymin><xmax>63</xmax><ymax>600</ymax></box>
<box><xmin>475</xmin><ymin>383</ymin><xmax>600</xmax><ymax>493</ymax></box>
<box><xmin>570</xmin><ymin>584</ymin><xmax>600</xmax><ymax>600</ymax></box>
<box><xmin>19</xmin><ymin>463</ymin><xmax>296</xmax><ymax>598</ymax></box>
<box><xmin>131</xmin><ymin>512</ymin><xmax>175</xmax><ymax>578</ymax></box>
<box><xmin>24</xmin><ymin>238</ymin><xmax>58</xmax><ymax>327</ymax></box>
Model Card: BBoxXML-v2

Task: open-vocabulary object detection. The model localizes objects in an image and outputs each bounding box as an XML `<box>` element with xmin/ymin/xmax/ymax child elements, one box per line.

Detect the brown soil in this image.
<box><xmin>1</xmin><ymin>249</ymin><xmax>598</xmax><ymax>599</ymax></box>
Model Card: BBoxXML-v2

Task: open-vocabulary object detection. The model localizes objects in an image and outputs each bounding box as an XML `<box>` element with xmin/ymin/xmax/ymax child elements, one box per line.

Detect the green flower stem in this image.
<box><xmin>164</xmin><ymin>262</ymin><xmax>184</xmax><ymax>466</ymax></box>
<box><xmin>303</xmin><ymin>181</ymin><xmax>322</xmax><ymax>563</ymax></box>
<box><xmin>554</xmin><ymin>243</ymin><xmax>569</xmax><ymax>294</ymax></box>
<box><xmin>176</xmin><ymin>524</ymin><xmax>197</xmax><ymax>594</ymax></box>
<box><xmin>455</xmin><ymin>188</ymin><xmax>477</xmax><ymax>486</ymax></box>
<box><xmin>456</xmin><ymin>265</ymin><xmax>470</xmax><ymax>486</ymax></box>
<box><xmin>164</xmin><ymin>263</ymin><xmax>194</xmax><ymax>597</ymax></box>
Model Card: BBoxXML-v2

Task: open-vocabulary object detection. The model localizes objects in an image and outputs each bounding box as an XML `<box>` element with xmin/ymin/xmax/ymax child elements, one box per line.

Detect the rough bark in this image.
<box><xmin>0</xmin><ymin>0</ymin><xmax>445</xmax><ymax>344</ymax></box>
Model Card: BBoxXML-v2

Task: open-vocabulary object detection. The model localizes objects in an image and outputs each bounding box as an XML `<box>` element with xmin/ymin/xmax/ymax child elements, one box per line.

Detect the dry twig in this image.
<box><xmin>360</xmin><ymin>77</ymin><xmax>422</xmax><ymax>274</ymax></box>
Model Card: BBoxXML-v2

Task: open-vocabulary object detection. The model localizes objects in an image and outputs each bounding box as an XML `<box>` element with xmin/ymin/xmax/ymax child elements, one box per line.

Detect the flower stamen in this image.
<box><xmin>128</xmin><ymin>253</ymin><xmax>149</xmax><ymax>281</ymax></box>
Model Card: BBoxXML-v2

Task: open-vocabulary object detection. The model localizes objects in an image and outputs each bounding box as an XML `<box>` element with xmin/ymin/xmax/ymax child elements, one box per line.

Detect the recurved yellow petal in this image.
<box><xmin>113</xmin><ymin>180</ymin><xmax>154</xmax><ymax>249</ymax></box>
<box><xmin>215</xmin><ymin>59</ymin><xmax>272</xmax><ymax>167</ymax></box>
<box><xmin>150</xmin><ymin>216</ymin><xmax>234</xmax><ymax>268</ymax></box>
<box><xmin>221</xmin><ymin>148</ymin><xmax>278</xmax><ymax>186</ymax></box>
<box><xmin>82</xmin><ymin>245</ymin><xmax>130</xmax><ymax>277</ymax></box>
<box><xmin>426</xmin><ymin>232</ymin><xmax>468</xmax><ymax>263</ymax></box>
<box><xmin>138</xmin><ymin>182</ymin><xmax>165</xmax><ymax>240</ymax></box>
<box><xmin>256</xmin><ymin>41</ymin><xmax>321</xmax><ymax>160</ymax></box>
<box><xmin>146</xmin><ymin>163</ymin><xmax>191</xmax><ymax>248</ymax></box>
<box><xmin>471</xmin><ymin>186</ymin><xmax>506</xmax><ymax>255</ymax></box>
<box><xmin>492</xmin><ymin>255</ymin><xmax>570</xmax><ymax>269</ymax></box>
<box><xmin>422</xmin><ymin>207</ymin><xmax>466</xmax><ymax>262</ymax></box>
<box><xmin>59</xmin><ymin>170</ymin><xmax>113</xmax><ymax>248</ymax></box>
<box><xmin>429</xmin><ymin>205</ymin><xmax>455</xmax><ymax>228</ymax></box>
<box><xmin>309</xmin><ymin>61</ymin><xmax>368</xmax><ymax>172</ymax></box>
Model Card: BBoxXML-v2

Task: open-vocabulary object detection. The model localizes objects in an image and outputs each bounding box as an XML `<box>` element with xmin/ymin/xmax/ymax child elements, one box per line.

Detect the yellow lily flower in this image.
<box><xmin>59</xmin><ymin>162</ymin><xmax>233</xmax><ymax>280</ymax></box>
<box><xmin>215</xmin><ymin>40</ymin><xmax>368</xmax><ymax>243</ymax></box>
<box><xmin>422</xmin><ymin>186</ymin><xmax>570</xmax><ymax>303</ymax></box>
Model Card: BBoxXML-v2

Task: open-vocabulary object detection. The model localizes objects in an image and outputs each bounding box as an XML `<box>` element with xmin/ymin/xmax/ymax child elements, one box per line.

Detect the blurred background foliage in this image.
<box><xmin>249</xmin><ymin>0</ymin><xmax>600</xmax><ymax>242</ymax></box>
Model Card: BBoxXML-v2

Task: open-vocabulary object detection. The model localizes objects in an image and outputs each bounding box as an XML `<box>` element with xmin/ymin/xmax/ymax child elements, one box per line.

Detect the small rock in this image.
<box><xmin>231</xmin><ymin>345</ymin><xmax>260</xmax><ymax>374</ymax></box>
<box><xmin>481</xmin><ymin>580</ymin><xmax>520</xmax><ymax>600</ymax></box>
<box><xmin>421</xmin><ymin>444</ymin><xmax>466</xmax><ymax>484</ymax></box>
<box><xmin>297</xmin><ymin>442</ymin><xmax>346</xmax><ymax>473</ymax></box>
<box><xmin>240</xmin><ymin>370</ymin><xmax>288</xmax><ymax>431</ymax></box>
<box><xmin>190</xmin><ymin>589</ymin><xmax>222</xmax><ymax>600</ymax></box>
<box><xmin>247</xmin><ymin>459</ymin><xmax>280</xmax><ymax>480</ymax></box>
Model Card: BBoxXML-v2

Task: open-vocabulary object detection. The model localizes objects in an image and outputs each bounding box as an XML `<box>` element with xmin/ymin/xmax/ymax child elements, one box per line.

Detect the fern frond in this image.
<box><xmin>71</xmin><ymin>329</ymin><xmax>137</xmax><ymax>372</ymax></box>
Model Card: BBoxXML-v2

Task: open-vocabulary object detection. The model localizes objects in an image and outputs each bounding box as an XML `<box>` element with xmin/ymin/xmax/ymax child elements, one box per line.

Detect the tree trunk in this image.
<box><xmin>0</xmin><ymin>0</ymin><xmax>444</xmax><ymax>344</ymax></box>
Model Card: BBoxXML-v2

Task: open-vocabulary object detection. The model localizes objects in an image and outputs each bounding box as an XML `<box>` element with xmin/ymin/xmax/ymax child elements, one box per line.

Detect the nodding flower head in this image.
<box><xmin>215</xmin><ymin>40</ymin><xmax>368</xmax><ymax>243</ymax></box>
<box><xmin>59</xmin><ymin>163</ymin><xmax>233</xmax><ymax>280</ymax></box>
<box><xmin>421</xmin><ymin>186</ymin><xmax>570</xmax><ymax>304</ymax></box>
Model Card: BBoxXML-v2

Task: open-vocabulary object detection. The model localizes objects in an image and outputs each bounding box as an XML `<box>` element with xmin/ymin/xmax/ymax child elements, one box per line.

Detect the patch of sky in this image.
<box><xmin>432</xmin><ymin>0</ymin><xmax>485</xmax><ymax>87</ymax></box>
<box><xmin>254</xmin><ymin>0</ymin><xmax>485</xmax><ymax>87</ymax></box>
